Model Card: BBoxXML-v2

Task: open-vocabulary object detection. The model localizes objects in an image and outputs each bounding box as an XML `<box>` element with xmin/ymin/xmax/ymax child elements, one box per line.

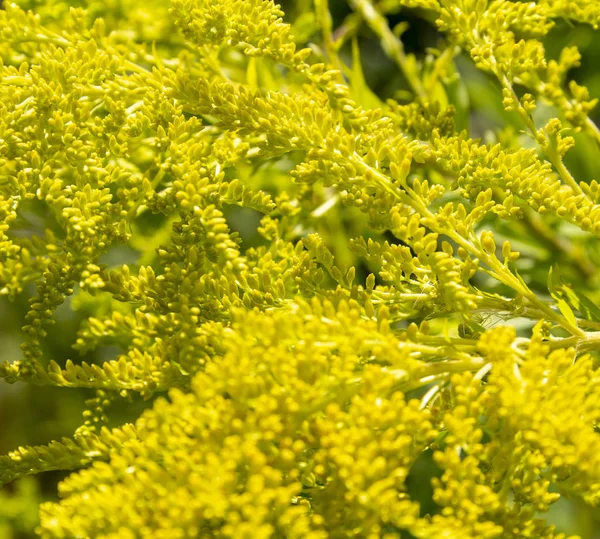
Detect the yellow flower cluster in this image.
<box><xmin>0</xmin><ymin>0</ymin><xmax>599</xmax><ymax>536</ymax></box>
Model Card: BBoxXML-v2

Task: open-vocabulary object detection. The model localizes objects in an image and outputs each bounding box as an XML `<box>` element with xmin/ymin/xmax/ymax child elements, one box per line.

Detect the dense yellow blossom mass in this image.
<box><xmin>1</xmin><ymin>0</ymin><xmax>600</xmax><ymax>536</ymax></box>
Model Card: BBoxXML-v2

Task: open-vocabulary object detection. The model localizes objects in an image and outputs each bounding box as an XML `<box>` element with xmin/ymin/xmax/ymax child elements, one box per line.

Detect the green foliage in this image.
<box><xmin>1</xmin><ymin>0</ymin><xmax>600</xmax><ymax>536</ymax></box>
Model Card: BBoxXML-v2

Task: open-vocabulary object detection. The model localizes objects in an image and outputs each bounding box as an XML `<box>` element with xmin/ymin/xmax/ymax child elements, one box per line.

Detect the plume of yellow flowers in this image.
<box><xmin>1</xmin><ymin>0</ymin><xmax>600</xmax><ymax>536</ymax></box>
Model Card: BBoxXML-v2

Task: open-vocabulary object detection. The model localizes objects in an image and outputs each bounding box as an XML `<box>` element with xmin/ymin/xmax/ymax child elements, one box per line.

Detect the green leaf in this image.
<box><xmin>446</xmin><ymin>72</ymin><xmax>469</xmax><ymax>133</ymax></box>
<box><xmin>548</xmin><ymin>265</ymin><xmax>600</xmax><ymax>324</ymax></box>
<box><xmin>350</xmin><ymin>38</ymin><xmax>384</xmax><ymax>110</ymax></box>
<box><xmin>561</xmin><ymin>286</ymin><xmax>600</xmax><ymax>323</ymax></box>
<box><xmin>554</xmin><ymin>297</ymin><xmax>579</xmax><ymax>330</ymax></box>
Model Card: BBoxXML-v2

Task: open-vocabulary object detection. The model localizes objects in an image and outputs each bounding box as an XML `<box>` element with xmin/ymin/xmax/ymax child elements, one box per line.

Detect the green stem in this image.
<box><xmin>348</xmin><ymin>0</ymin><xmax>426</xmax><ymax>98</ymax></box>
<box><xmin>585</xmin><ymin>116</ymin><xmax>600</xmax><ymax>148</ymax></box>
<box><xmin>548</xmin><ymin>330</ymin><xmax>600</xmax><ymax>353</ymax></box>
<box><xmin>314</xmin><ymin>0</ymin><xmax>345</xmax><ymax>78</ymax></box>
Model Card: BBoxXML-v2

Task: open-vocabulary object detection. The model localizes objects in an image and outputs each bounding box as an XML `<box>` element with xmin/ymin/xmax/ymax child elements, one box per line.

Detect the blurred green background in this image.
<box><xmin>2</xmin><ymin>0</ymin><xmax>600</xmax><ymax>536</ymax></box>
